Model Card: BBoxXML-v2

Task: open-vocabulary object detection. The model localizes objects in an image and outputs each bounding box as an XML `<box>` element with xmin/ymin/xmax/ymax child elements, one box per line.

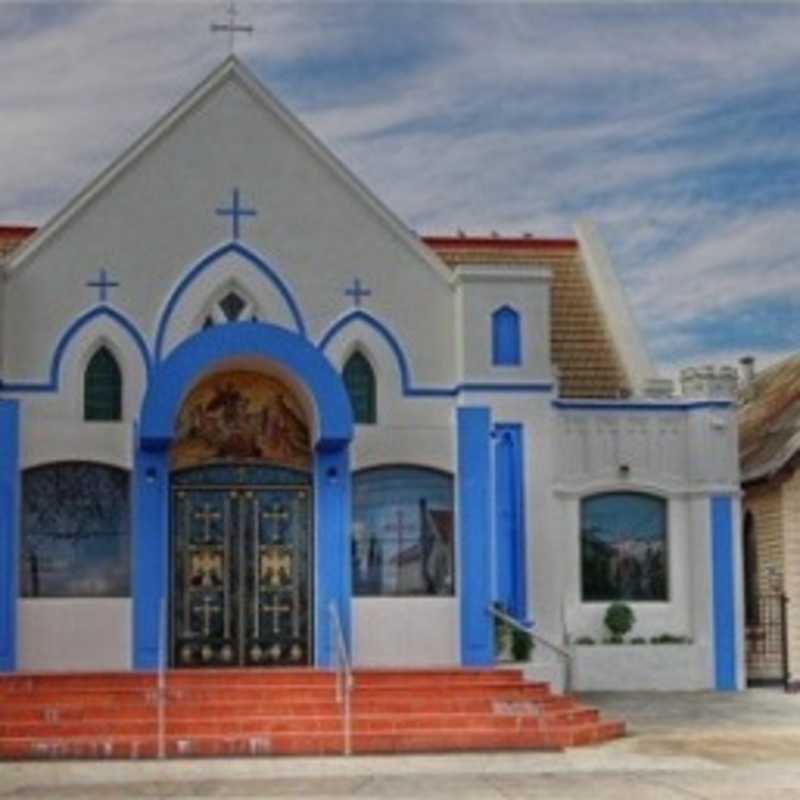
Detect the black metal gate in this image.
<box><xmin>745</xmin><ymin>593</ymin><xmax>788</xmax><ymax>689</ymax></box>
<box><xmin>170</xmin><ymin>465</ymin><xmax>312</xmax><ymax>668</ymax></box>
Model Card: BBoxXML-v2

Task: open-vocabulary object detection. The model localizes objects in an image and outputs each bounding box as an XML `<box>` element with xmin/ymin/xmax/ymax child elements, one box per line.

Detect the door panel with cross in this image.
<box><xmin>171</xmin><ymin>475</ymin><xmax>311</xmax><ymax>668</ymax></box>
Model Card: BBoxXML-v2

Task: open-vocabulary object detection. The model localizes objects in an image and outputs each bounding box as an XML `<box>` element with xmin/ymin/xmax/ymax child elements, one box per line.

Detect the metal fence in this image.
<box><xmin>745</xmin><ymin>593</ymin><xmax>788</xmax><ymax>690</ymax></box>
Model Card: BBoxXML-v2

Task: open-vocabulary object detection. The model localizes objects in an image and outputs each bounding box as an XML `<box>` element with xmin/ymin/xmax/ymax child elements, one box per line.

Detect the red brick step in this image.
<box><xmin>0</xmin><ymin>668</ymin><xmax>624</xmax><ymax>759</ymax></box>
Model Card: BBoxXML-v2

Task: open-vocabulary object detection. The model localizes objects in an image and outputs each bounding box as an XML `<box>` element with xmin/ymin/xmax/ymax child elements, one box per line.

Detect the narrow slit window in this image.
<box><xmin>343</xmin><ymin>352</ymin><xmax>376</xmax><ymax>424</ymax></box>
<box><xmin>84</xmin><ymin>347</ymin><xmax>122</xmax><ymax>421</ymax></box>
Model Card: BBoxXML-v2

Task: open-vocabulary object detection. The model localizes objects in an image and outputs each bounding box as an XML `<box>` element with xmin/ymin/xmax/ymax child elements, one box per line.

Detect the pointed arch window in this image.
<box><xmin>492</xmin><ymin>306</ymin><xmax>521</xmax><ymax>366</ymax></box>
<box><xmin>84</xmin><ymin>347</ymin><xmax>122</xmax><ymax>421</ymax></box>
<box><xmin>343</xmin><ymin>351</ymin><xmax>376</xmax><ymax>424</ymax></box>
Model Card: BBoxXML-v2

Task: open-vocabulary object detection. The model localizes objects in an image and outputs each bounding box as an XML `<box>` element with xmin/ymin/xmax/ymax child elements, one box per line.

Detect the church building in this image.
<box><xmin>0</xmin><ymin>57</ymin><xmax>743</xmax><ymax>692</ymax></box>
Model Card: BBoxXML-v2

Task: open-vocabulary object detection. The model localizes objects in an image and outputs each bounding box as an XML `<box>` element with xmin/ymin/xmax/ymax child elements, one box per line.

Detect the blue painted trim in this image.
<box><xmin>132</xmin><ymin>446</ymin><xmax>169</xmax><ymax>670</ymax></box>
<box><xmin>154</xmin><ymin>241</ymin><xmax>307</xmax><ymax>361</ymax></box>
<box><xmin>0</xmin><ymin>305</ymin><xmax>152</xmax><ymax>394</ymax></box>
<box><xmin>458</xmin><ymin>407</ymin><xmax>494</xmax><ymax>666</ymax></box>
<box><xmin>553</xmin><ymin>400</ymin><xmax>733</xmax><ymax>412</ymax></box>
<box><xmin>711</xmin><ymin>495</ymin><xmax>737</xmax><ymax>691</ymax></box>
<box><xmin>133</xmin><ymin>323</ymin><xmax>353</xmax><ymax>669</ymax></box>
<box><xmin>494</xmin><ymin>423</ymin><xmax>527</xmax><ymax>621</ymax></box>
<box><xmin>141</xmin><ymin>323</ymin><xmax>353</xmax><ymax>451</ymax></box>
<box><xmin>491</xmin><ymin>306</ymin><xmax>521</xmax><ymax>366</ymax></box>
<box><xmin>318</xmin><ymin>309</ymin><xmax>553</xmax><ymax>397</ymax></box>
<box><xmin>459</xmin><ymin>383</ymin><xmax>551</xmax><ymax>395</ymax></box>
<box><xmin>319</xmin><ymin>309</ymin><xmax>413</xmax><ymax>391</ymax></box>
<box><xmin>0</xmin><ymin>401</ymin><xmax>19</xmax><ymax>672</ymax></box>
<box><xmin>314</xmin><ymin>447</ymin><xmax>351</xmax><ymax>667</ymax></box>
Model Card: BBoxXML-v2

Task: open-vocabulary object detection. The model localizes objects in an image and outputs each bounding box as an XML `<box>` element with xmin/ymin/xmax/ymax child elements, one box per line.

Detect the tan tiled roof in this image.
<box><xmin>738</xmin><ymin>355</ymin><xmax>800</xmax><ymax>483</ymax></box>
<box><xmin>423</xmin><ymin>236</ymin><xmax>631</xmax><ymax>399</ymax></box>
<box><xmin>0</xmin><ymin>226</ymin><xmax>36</xmax><ymax>260</ymax></box>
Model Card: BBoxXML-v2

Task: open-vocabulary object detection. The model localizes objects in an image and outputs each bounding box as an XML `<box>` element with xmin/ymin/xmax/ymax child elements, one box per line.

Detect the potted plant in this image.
<box><xmin>604</xmin><ymin>602</ymin><xmax>635</xmax><ymax>644</ymax></box>
<box><xmin>511</xmin><ymin>628</ymin><xmax>534</xmax><ymax>662</ymax></box>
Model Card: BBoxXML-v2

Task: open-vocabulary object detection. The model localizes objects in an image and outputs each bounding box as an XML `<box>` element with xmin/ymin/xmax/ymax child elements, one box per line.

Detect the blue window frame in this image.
<box><xmin>492</xmin><ymin>306</ymin><xmax>521</xmax><ymax>366</ymax></box>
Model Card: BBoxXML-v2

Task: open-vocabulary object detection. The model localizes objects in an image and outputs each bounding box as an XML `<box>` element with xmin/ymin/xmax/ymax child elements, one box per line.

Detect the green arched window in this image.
<box><xmin>343</xmin><ymin>352</ymin><xmax>376</xmax><ymax>424</ymax></box>
<box><xmin>84</xmin><ymin>347</ymin><xmax>122</xmax><ymax>421</ymax></box>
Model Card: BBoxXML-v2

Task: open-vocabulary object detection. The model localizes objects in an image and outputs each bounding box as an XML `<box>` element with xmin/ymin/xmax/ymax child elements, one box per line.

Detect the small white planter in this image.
<box><xmin>572</xmin><ymin>643</ymin><xmax>712</xmax><ymax>691</ymax></box>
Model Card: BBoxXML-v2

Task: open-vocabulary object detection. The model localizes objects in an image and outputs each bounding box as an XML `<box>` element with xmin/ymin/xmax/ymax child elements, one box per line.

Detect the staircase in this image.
<box><xmin>0</xmin><ymin>669</ymin><xmax>624</xmax><ymax>759</ymax></box>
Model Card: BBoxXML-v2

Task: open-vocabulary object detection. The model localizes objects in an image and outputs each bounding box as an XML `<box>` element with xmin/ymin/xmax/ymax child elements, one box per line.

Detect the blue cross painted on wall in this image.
<box><xmin>216</xmin><ymin>188</ymin><xmax>257</xmax><ymax>240</ymax></box>
<box><xmin>86</xmin><ymin>269</ymin><xmax>119</xmax><ymax>303</ymax></box>
<box><xmin>344</xmin><ymin>278</ymin><xmax>372</xmax><ymax>307</ymax></box>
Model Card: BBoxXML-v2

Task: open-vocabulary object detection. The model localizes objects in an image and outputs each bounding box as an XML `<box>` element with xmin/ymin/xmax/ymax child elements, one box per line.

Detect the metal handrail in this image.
<box><xmin>328</xmin><ymin>601</ymin><xmax>353</xmax><ymax>756</ymax></box>
<box><xmin>488</xmin><ymin>605</ymin><xmax>573</xmax><ymax>692</ymax></box>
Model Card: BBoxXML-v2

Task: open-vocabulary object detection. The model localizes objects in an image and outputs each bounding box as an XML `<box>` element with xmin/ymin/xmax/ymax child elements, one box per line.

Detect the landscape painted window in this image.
<box><xmin>20</xmin><ymin>463</ymin><xmax>131</xmax><ymax>598</ymax></box>
<box><xmin>492</xmin><ymin>306</ymin><xmax>521</xmax><ymax>366</ymax></box>
<box><xmin>343</xmin><ymin>351</ymin><xmax>376</xmax><ymax>424</ymax></box>
<box><xmin>581</xmin><ymin>492</ymin><xmax>667</xmax><ymax>602</ymax></box>
<box><xmin>84</xmin><ymin>346</ymin><xmax>122</xmax><ymax>421</ymax></box>
<box><xmin>352</xmin><ymin>467</ymin><xmax>454</xmax><ymax>596</ymax></box>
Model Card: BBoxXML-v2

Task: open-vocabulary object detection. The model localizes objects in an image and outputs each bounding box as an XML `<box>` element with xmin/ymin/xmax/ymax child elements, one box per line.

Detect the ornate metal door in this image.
<box><xmin>171</xmin><ymin>469</ymin><xmax>312</xmax><ymax>668</ymax></box>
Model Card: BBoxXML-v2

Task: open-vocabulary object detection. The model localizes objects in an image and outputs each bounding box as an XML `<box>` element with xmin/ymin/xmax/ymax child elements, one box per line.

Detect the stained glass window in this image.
<box><xmin>581</xmin><ymin>492</ymin><xmax>667</xmax><ymax>602</ymax></box>
<box><xmin>343</xmin><ymin>352</ymin><xmax>376</xmax><ymax>424</ymax></box>
<box><xmin>352</xmin><ymin>467</ymin><xmax>454</xmax><ymax>596</ymax></box>
<box><xmin>84</xmin><ymin>347</ymin><xmax>122</xmax><ymax>421</ymax></box>
<box><xmin>20</xmin><ymin>463</ymin><xmax>131</xmax><ymax>598</ymax></box>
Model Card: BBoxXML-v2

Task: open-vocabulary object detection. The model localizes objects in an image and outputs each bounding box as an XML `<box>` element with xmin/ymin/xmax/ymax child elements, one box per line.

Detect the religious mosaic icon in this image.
<box><xmin>171</xmin><ymin>371</ymin><xmax>311</xmax><ymax>471</ymax></box>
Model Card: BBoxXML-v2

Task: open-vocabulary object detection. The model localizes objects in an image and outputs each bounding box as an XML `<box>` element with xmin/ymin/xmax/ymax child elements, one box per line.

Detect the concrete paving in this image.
<box><xmin>1</xmin><ymin>689</ymin><xmax>799</xmax><ymax>799</ymax></box>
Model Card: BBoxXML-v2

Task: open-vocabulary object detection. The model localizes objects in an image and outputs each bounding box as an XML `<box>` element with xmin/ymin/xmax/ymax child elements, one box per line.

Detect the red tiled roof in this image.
<box><xmin>422</xmin><ymin>235</ymin><xmax>578</xmax><ymax>252</ymax></box>
<box><xmin>0</xmin><ymin>226</ymin><xmax>37</xmax><ymax>259</ymax></box>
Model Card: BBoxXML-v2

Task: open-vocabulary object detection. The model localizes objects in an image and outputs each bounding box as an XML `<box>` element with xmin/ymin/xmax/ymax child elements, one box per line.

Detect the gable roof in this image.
<box><xmin>738</xmin><ymin>355</ymin><xmax>800</xmax><ymax>484</ymax></box>
<box><xmin>424</xmin><ymin>235</ymin><xmax>632</xmax><ymax>398</ymax></box>
<box><xmin>6</xmin><ymin>56</ymin><xmax>451</xmax><ymax>284</ymax></box>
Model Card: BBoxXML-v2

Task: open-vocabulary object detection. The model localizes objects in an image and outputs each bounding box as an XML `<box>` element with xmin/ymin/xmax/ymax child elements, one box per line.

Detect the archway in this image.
<box><xmin>169</xmin><ymin>370</ymin><xmax>314</xmax><ymax>668</ymax></box>
<box><xmin>133</xmin><ymin>323</ymin><xmax>353</xmax><ymax>670</ymax></box>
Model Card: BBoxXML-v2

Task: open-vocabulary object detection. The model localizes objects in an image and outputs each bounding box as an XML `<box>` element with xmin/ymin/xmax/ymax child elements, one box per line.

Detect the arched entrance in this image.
<box><xmin>133</xmin><ymin>323</ymin><xmax>353</xmax><ymax>671</ymax></box>
<box><xmin>169</xmin><ymin>371</ymin><xmax>313</xmax><ymax>667</ymax></box>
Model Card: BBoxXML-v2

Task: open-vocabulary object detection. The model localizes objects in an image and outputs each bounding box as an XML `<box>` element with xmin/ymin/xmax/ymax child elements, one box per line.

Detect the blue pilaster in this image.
<box><xmin>132</xmin><ymin>446</ymin><xmax>169</xmax><ymax>670</ymax></box>
<box><xmin>458</xmin><ymin>406</ymin><xmax>493</xmax><ymax>666</ymax></box>
<box><xmin>0</xmin><ymin>401</ymin><xmax>19</xmax><ymax>672</ymax></box>
<box><xmin>494</xmin><ymin>423</ymin><xmax>527</xmax><ymax>621</ymax></box>
<box><xmin>711</xmin><ymin>495</ymin><xmax>737</xmax><ymax>691</ymax></box>
<box><xmin>314</xmin><ymin>446</ymin><xmax>352</xmax><ymax>667</ymax></box>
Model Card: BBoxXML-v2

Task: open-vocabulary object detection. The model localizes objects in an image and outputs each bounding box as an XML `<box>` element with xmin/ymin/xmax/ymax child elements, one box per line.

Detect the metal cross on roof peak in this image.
<box><xmin>210</xmin><ymin>2</ymin><xmax>254</xmax><ymax>55</ymax></box>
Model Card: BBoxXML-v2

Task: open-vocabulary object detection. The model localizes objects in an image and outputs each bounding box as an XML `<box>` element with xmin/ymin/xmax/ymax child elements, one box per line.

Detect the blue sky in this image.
<box><xmin>2</xmin><ymin>1</ymin><xmax>800</xmax><ymax>376</ymax></box>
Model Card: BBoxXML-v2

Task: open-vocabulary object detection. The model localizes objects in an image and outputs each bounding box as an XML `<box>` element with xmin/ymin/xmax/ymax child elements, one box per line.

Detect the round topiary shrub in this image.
<box><xmin>604</xmin><ymin>602</ymin><xmax>635</xmax><ymax>640</ymax></box>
